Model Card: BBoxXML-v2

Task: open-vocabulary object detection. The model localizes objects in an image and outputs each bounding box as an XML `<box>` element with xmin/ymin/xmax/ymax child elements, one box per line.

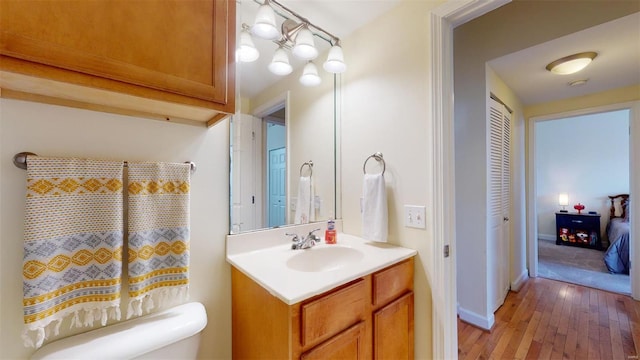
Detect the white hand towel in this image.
<box><xmin>362</xmin><ymin>173</ymin><xmax>388</xmax><ymax>242</ymax></box>
<box><xmin>294</xmin><ymin>176</ymin><xmax>315</xmax><ymax>224</ymax></box>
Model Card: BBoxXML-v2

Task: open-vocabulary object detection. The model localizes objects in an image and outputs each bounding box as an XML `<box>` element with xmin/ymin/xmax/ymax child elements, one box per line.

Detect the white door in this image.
<box><xmin>268</xmin><ymin>147</ymin><xmax>286</xmax><ymax>227</ymax></box>
<box><xmin>487</xmin><ymin>97</ymin><xmax>511</xmax><ymax>312</ymax></box>
<box><xmin>230</xmin><ymin>114</ymin><xmax>260</xmax><ymax>233</ymax></box>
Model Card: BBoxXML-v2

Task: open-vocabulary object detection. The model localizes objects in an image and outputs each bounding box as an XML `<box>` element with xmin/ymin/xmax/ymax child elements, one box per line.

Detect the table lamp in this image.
<box><xmin>558</xmin><ymin>193</ymin><xmax>569</xmax><ymax>212</ymax></box>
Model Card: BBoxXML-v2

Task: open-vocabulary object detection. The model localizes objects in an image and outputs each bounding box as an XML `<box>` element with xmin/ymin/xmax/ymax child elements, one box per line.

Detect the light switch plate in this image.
<box><xmin>404</xmin><ymin>205</ymin><xmax>426</xmax><ymax>229</ymax></box>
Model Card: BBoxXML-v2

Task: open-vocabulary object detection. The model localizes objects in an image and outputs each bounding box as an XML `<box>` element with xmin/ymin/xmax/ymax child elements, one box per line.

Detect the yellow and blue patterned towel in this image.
<box><xmin>126</xmin><ymin>162</ymin><xmax>190</xmax><ymax>318</ymax></box>
<box><xmin>22</xmin><ymin>157</ymin><xmax>124</xmax><ymax>348</ymax></box>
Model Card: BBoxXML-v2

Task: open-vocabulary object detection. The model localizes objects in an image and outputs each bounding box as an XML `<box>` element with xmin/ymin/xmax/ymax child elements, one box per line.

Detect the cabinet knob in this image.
<box><xmin>503</xmin><ymin>217</ymin><xmax>509</xmax><ymax>222</ymax></box>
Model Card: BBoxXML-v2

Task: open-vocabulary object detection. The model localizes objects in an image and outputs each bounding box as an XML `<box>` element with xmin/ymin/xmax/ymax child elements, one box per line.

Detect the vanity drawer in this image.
<box><xmin>372</xmin><ymin>258</ymin><xmax>414</xmax><ymax>307</ymax></box>
<box><xmin>300</xmin><ymin>279</ymin><xmax>366</xmax><ymax>347</ymax></box>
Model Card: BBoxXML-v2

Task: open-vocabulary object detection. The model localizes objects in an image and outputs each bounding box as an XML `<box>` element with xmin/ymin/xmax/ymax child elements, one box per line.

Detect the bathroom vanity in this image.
<box><xmin>227</xmin><ymin>229</ymin><xmax>416</xmax><ymax>359</ymax></box>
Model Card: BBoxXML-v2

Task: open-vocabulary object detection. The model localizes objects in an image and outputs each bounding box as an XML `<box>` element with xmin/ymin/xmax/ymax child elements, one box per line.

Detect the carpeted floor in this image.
<box><xmin>538</xmin><ymin>239</ymin><xmax>630</xmax><ymax>294</ymax></box>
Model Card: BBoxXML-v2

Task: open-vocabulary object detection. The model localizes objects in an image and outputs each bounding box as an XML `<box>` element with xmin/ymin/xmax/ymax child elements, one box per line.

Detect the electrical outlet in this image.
<box><xmin>404</xmin><ymin>205</ymin><xmax>426</xmax><ymax>229</ymax></box>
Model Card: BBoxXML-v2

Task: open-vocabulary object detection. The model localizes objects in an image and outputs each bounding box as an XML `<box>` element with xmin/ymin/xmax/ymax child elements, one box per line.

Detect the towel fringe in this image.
<box><xmin>126</xmin><ymin>286</ymin><xmax>189</xmax><ymax>319</ymax></box>
<box><xmin>22</xmin><ymin>304</ymin><xmax>120</xmax><ymax>349</ymax></box>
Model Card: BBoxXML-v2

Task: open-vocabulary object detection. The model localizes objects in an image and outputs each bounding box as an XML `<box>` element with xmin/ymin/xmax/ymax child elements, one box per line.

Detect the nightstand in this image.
<box><xmin>555</xmin><ymin>212</ymin><xmax>602</xmax><ymax>250</ymax></box>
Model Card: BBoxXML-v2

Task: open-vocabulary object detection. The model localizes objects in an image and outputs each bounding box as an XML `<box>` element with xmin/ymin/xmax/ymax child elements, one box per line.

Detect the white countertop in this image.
<box><xmin>226</xmin><ymin>229</ymin><xmax>417</xmax><ymax>305</ymax></box>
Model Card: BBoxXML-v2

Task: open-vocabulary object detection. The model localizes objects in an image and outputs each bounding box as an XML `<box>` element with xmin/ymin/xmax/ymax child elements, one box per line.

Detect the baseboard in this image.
<box><xmin>511</xmin><ymin>269</ymin><xmax>529</xmax><ymax>292</ymax></box>
<box><xmin>458</xmin><ymin>306</ymin><xmax>495</xmax><ymax>330</ymax></box>
<box><xmin>539</xmin><ymin>234</ymin><xmax>555</xmax><ymax>241</ymax></box>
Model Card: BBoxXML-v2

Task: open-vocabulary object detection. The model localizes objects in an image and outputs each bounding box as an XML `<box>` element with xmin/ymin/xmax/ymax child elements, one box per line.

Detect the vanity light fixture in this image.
<box><xmin>240</xmin><ymin>0</ymin><xmax>347</xmax><ymax>85</ymax></box>
<box><xmin>268</xmin><ymin>46</ymin><xmax>293</xmax><ymax>75</ymax></box>
<box><xmin>237</xmin><ymin>26</ymin><xmax>259</xmax><ymax>63</ymax></box>
<box><xmin>323</xmin><ymin>42</ymin><xmax>346</xmax><ymax>73</ymax></box>
<box><xmin>545</xmin><ymin>51</ymin><xmax>597</xmax><ymax>75</ymax></box>
<box><xmin>291</xmin><ymin>24</ymin><xmax>318</xmax><ymax>60</ymax></box>
<box><xmin>299</xmin><ymin>61</ymin><xmax>321</xmax><ymax>86</ymax></box>
<box><xmin>251</xmin><ymin>0</ymin><xmax>280</xmax><ymax>40</ymax></box>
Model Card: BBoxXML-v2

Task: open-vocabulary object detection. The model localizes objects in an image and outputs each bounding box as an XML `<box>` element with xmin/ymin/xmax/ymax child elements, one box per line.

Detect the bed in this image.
<box><xmin>604</xmin><ymin>194</ymin><xmax>630</xmax><ymax>274</ymax></box>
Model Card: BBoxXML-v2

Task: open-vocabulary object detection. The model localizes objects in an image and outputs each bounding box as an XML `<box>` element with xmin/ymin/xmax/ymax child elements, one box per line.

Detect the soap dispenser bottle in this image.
<box><xmin>325</xmin><ymin>218</ymin><xmax>336</xmax><ymax>244</ymax></box>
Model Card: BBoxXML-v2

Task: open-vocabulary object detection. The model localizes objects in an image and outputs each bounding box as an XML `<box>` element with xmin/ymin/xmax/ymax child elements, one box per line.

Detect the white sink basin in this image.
<box><xmin>286</xmin><ymin>246</ymin><xmax>364</xmax><ymax>272</ymax></box>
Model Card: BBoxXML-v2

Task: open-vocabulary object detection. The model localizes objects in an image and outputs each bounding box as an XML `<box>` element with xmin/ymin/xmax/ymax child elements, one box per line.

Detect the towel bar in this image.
<box><xmin>363</xmin><ymin>152</ymin><xmax>385</xmax><ymax>175</ymax></box>
<box><xmin>12</xmin><ymin>152</ymin><xmax>196</xmax><ymax>174</ymax></box>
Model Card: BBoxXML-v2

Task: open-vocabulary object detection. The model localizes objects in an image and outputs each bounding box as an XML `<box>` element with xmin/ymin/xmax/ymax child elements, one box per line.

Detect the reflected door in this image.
<box><xmin>269</xmin><ymin>147</ymin><xmax>286</xmax><ymax>227</ymax></box>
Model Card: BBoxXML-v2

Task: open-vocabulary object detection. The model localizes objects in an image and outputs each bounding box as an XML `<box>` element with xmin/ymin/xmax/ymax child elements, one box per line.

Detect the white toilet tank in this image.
<box><xmin>31</xmin><ymin>302</ymin><xmax>208</xmax><ymax>360</ymax></box>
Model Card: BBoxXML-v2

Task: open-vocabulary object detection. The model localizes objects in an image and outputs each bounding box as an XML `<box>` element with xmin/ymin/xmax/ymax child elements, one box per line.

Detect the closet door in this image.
<box><xmin>487</xmin><ymin>97</ymin><xmax>511</xmax><ymax>313</ymax></box>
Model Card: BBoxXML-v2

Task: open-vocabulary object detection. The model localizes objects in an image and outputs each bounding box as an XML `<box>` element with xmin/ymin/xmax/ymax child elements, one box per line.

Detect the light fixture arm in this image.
<box><xmin>254</xmin><ymin>0</ymin><xmax>341</xmax><ymax>46</ymax></box>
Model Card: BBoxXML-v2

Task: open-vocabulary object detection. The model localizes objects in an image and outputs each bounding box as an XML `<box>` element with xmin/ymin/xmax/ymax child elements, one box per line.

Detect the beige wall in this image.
<box><xmin>340</xmin><ymin>1</ymin><xmax>448</xmax><ymax>357</ymax></box>
<box><xmin>0</xmin><ymin>99</ymin><xmax>231</xmax><ymax>359</ymax></box>
<box><xmin>525</xmin><ymin>84</ymin><xmax>640</xmax><ymax>119</ymax></box>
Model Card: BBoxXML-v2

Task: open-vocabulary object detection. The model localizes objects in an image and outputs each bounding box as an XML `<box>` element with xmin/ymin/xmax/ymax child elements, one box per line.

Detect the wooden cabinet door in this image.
<box><xmin>301</xmin><ymin>322</ymin><xmax>366</xmax><ymax>360</ymax></box>
<box><xmin>373</xmin><ymin>292</ymin><xmax>414</xmax><ymax>360</ymax></box>
<box><xmin>1</xmin><ymin>0</ymin><xmax>234</xmax><ymax>110</ymax></box>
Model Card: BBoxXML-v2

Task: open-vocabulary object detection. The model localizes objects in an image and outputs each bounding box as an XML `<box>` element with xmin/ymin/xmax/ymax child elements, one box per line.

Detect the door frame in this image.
<box><xmin>428</xmin><ymin>0</ymin><xmax>511</xmax><ymax>358</ymax></box>
<box><xmin>253</xmin><ymin>91</ymin><xmax>291</xmax><ymax>225</ymax></box>
<box><xmin>527</xmin><ymin>101</ymin><xmax>640</xmax><ymax>299</ymax></box>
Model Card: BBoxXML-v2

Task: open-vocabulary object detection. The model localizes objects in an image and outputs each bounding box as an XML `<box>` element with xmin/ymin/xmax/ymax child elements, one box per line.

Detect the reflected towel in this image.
<box><xmin>362</xmin><ymin>173</ymin><xmax>388</xmax><ymax>242</ymax></box>
<box><xmin>294</xmin><ymin>176</ymin><xmax>315</xmax><ymax>224</ymax></box>
<box><xmin>127</xmin><ymin>162</ymin><xmax>190</xmax><ymax>319</ymax></box>
<box><xmin>22</xmin><ymin>157</ymin><xmax>124</xmax><ymax>348</ymax></box>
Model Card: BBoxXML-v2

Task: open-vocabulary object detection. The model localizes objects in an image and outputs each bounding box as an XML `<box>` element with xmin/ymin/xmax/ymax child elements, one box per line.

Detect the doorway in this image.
<box><xmin>263</xmin><ymin>108</ymin><xmax>287</xmax><ymax>228</ymax></box>
<box><xmin>430</xmin><ymin>0</ymin><xmax>640</xmax><ymax>358</ymax></box>
<box><xmin>266</xmin><ymin>123</ymin><xmax>286</xmax><ymax>227</ymax></box>
<box><xmin>532</xmin><ymin>107</ymin><xmax>632</xmax><ymax>295</ymax></box>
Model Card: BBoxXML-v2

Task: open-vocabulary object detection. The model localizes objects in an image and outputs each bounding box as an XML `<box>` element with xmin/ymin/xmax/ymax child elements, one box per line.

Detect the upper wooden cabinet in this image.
<box><xmin>0</xmin><ymin>0</ymin><xmax>235</xmax><ymax>127</ymax></box>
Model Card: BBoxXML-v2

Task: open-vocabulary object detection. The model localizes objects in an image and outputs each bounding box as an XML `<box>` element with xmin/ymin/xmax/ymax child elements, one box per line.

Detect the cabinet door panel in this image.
<box><xmin>301</xmin><ymin>279</ymin><xmax>366</xmax><ymax>348</ymax></box>
<box><xmin>301</xmin><ymin>322</ymin><xmax>366</xmax><ymax>360</ymax></box>
<box><xmin>0</xmin><ymin>0</ymin><xmax>232</xmax><ymax>104</ymax></box>
<box><xmin>373</xmin><ymin>258</ymin><xmax>413</xmax><ymax>307</ymax></box>
<box><xmin>374</xmin><ymin>292</ymin><xmax>414</xmax><ymax>360</ymax></box>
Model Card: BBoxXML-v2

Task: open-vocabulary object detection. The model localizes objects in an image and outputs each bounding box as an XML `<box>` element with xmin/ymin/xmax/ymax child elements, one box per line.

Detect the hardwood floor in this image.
<box><xmin>458</xmin><ymin>277</ymin><xmax>640</xmax><ymax>359</ymax></box>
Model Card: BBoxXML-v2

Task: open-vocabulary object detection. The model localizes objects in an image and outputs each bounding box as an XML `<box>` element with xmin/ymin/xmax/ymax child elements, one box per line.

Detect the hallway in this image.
<box><xmin>458</xmin><ymin>277</ymin><xmax>640</xmax><ymax>359</ymax></box>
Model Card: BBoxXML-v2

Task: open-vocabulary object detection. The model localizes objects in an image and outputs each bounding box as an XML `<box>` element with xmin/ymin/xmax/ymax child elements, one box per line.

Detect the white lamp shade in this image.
<box><xmin>558</xmin><ymin>193</ymin><xmax>569</xmax><ymax>206</ymax></box>
<box><xmin>252</xmin><ymin>4</ymin><xmax>280</xmax><ymax>40</ymax></box>
<box><xmin>292</xmin><ymin>27</ymin><xmax>318</xmax><ymax>60</ymax></box>
<box><xmin>268</xmin><ymin>48</ymin><xmax>293</xmax><ymax>76</ymax></box>
<box><xmin>237</xmin><ymin>30</ymin><xmax>259</xmax><ymax>62</ymax></box>
<box><xmin>323</xmin><ymin>45</ymin><xmax>346</xmax><ymax>73</ymax></box>
<box><xmin>549</xmin><ymin>58</ymin><xmax>592</xmax><ymax>75</ymax></box>
<box><xmin>299</xmin><ymin>62</ymin><xmax>321</xmax><ymax>86</ymax></box>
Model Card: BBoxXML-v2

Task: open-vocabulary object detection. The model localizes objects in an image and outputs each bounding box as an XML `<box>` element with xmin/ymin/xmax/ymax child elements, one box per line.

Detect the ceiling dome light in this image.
<box><xmin>299</xmin><ymin>61</ymin><xmax>321</xmax><ymax>86</ymax></box>
<box><xmin>545</xmin><ymin>51</ymin><xmax>597</xmax><ymax>75</ymax></box>
<box><xmin>237</xmin><ymin>29</ymin><xmax>259</xmax><ymax>62</ymax></box>
<box><xmin>251</xmin><ymin>1</ymin><xmax>280</xmax><ymax>40</ymax></box>
<box><xmin>268</xmin><ymin>47</ymin><xmax>293</xmax><ymax>76</ymax></box>
<box><xmin>323</xmin><ymin>44</ymin><xmax>346</xmax><ymax>73</ymax></box>
<box><xmin>292</xmin><ymin>25</ymin><xmax>318</xmax><ymax>60</ymax></box>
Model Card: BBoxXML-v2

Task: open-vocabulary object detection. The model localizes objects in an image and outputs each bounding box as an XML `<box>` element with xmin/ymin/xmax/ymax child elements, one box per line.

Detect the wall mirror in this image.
<box><xmin>230</xmin><ymin>0</ymin><xmax>341</xmax><ymax>234</ymax></box>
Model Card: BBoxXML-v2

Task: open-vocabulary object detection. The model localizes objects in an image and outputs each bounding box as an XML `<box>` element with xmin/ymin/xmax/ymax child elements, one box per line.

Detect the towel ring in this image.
<box><xmin>299</xmin><ymin>160</ymin><xmax>313</xmax><ymax>177</ymax></box>
<box><xmin>363</xmin><ymin>152</ymin><xmax>385</xmax><ymax>175</ymax></box>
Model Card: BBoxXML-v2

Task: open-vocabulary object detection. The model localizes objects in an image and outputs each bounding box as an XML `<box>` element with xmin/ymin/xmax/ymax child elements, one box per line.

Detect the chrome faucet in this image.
<box><xmin>289</xmin><ymin>228</ymin><xmax>321</xmax><ymax>250</ymax></box>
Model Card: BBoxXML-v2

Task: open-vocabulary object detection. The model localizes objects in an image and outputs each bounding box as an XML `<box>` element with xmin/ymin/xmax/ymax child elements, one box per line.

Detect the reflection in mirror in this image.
<box><xmin>230</xmin><ymin>0</ymin><xmax>341</xmax><ymax>234</ymax></box>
